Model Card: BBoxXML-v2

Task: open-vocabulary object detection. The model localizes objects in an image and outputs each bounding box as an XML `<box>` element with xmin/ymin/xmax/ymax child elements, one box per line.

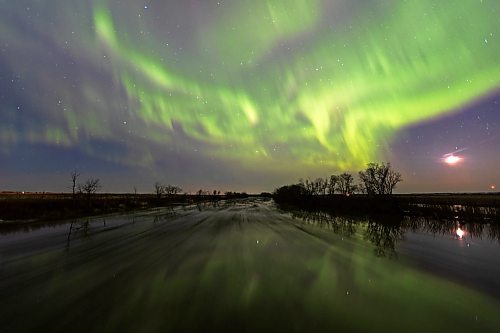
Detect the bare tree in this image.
<box><xmin>337</xmin><ymin>173</ymin><xmax>355</xmax><ymax>195</ymax></box>
<box><xmin>386</xmin><ymin>167</ymin><xmax>403</xmax><ymax>194</ymax></box>
<box><xmin>154</xmin><ymin>182</ymin><xmax>164</xmax><ymax>199</ymax></box>
<box><xmin>78</xmin><ymin>178</ymin><xmax>101</xmax><ymax>201</ymax></box>
<box><xmin>357</xmin><ymin>183</ymin><xmax>367</xmax><ymax>194</ymax></box>
<box><xmin>300</xmin><ymin>178</ymin><xmax>312</xmax><ymax>195</ymax></box>
<box><xmin>313</xmin><ymin>178</ymin><xmax>328</xmax><ymax>196</ymax></box>
<box><xmin>328</xmin><ymin>175</ymin><xmax>339</xmax><ymax>195</ymax></box>
<box><xmin>164</xmin><ymin>185</ymin><xmax>182</xmax><ymax>196</ymax></box>
<box><xmin>359</xmin><ymin>162</ymin><xmax>402</xmax><ymax>195</ymax></box>
<box><xmin>70</xmin><ymin>170</ymin><xmax>80</xmax><ymax>200</ymax></box>
<box><xmin>301</xmin><ymin>178</ymin><xmax>315</xmax><ymax>195</ymax></box>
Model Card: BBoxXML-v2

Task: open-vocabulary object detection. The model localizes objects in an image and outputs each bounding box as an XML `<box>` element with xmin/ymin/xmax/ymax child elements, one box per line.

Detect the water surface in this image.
<box><xmin>1</xmin><ymin>199</ymin><xmax>499</xmax><ymax>332</ymax></box>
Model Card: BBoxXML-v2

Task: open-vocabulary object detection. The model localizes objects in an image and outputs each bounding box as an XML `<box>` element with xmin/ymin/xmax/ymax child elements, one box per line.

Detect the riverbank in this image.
<box><xmin>2</xmin><ymin>192</ymin><xmax>499</xmax><ymax>227</ymax></box>
<box><xmin>0</xmin><ymin>192</ymin><xmax>256</xmax><ymax>224</ymax></box>
<box><xmin>274</xmin><ymin>193</ymin><xmax>500</xmax><ymax>221</ymax></box>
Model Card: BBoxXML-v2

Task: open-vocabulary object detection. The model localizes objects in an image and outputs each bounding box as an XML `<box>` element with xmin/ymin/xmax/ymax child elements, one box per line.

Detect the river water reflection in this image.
<box><xmin>1</xmin><ymin>199</ymin><xmax>499</xmax><ymax>332</ymax></box>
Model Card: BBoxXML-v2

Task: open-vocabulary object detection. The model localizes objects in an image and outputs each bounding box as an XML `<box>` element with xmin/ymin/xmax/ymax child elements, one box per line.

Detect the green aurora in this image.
<box><xmin>1</xmin><ymin>0</ymin><xmax>499</xmax><ymax>180</ymax></box>
<box><xmin>93</xmin><ymin>0</ymin><xmax>499</xmax><ymax>170</ymax></box>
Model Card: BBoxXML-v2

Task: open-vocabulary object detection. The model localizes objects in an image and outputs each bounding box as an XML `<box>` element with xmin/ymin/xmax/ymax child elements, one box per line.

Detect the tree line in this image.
<box><xmin>154</xmin><ymin>182</ymin><xmax>183</xmax><ymax>199</ymax></box>
<box><xmin>68</xmin><ymin>163</ymin><xmax>402</xmax><ymax>203</ymax></box>
<box><xmin>275</xmin><ymin>162</ymin><xmax>402</xmax><ymax>199</ymax></box>
<box><xmin>70</xmin><ymin>172</ymin><xmax>244</xmax><ymax>201</ymax></box>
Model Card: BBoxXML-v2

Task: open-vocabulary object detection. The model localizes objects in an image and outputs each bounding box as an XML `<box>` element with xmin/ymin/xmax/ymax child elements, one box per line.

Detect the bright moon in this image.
<box><xmin>443</xmin><ymin>155</ymin><xmax>462</xmax><ymax>165</ymax></box>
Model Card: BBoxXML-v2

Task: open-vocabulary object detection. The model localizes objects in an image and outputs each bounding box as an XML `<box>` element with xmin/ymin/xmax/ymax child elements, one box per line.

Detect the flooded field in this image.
<box><xmin>1</xmin><ymin>198</ymin><xmax>500</xmax><ymax>332</ymax></box>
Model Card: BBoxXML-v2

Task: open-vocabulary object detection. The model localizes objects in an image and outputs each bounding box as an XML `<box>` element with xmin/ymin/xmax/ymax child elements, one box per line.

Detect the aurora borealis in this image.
<box><xmin>1</xmin><ymin>0</ymin><xmax>499</xmax><ymax>192</ymax></box>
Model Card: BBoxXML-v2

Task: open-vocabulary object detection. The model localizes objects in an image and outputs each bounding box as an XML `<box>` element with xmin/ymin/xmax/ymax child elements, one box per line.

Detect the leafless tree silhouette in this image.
<box><xmin>164</xmin><ymin>185</ymin><xmax>182</xmax><ymax>196</ymax></box>
<box><xmin>79</xmin><ymin>178</ymin><xmax>101</xmax><ymax>201</ymax></box>
<box><xmin>154</xmin><ymin>182</ymin><xmax>164</xmax><ymax>199</ymax></box>
<box><xmin>359</xmin><ymin>162</ymin><xmax>402</xmax><ymax>195</ymax></box>
<box><xmin>328</xmin><ymin>175</ymin><xmax>339</xmax><ymax>195</ymax></box>
<box><xmin>71</xmin><ymin>170</ymin><xmax>80</xmax><ymax>200</ymax></box>
<box><xmin>337</xmin><ymin>173</ymin><xmax>355</xmax><ymax>195</ymax></box>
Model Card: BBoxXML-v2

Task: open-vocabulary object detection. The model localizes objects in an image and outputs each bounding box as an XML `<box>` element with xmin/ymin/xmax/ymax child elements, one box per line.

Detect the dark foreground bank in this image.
<box><xmin>1</xmin><ymin>192</ymin><xmax>499</xmax><ymax>225</ymax></box>
<box><xmin>0</xmin><ymin>192</ymin><xmax>255</xmax><ymax>223</ymax></box>
<box><xmin>274</xmin><ymin>192</ymin><xmax>500</xmax><ymax>221</ymax></box>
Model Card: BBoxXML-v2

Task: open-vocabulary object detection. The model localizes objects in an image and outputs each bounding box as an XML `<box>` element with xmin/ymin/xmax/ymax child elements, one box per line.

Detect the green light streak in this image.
<box><xmin>3</xmin><ymin>1</ymin><xmax>496</xmax><ymax>173</ymax></box>
<box><xmin>201</xmin><ymin>0</ymin><xmax>321</xmax><ymax>67</ymax></box>
<box><xmin>90</xmin><ymin>0</ymin><xmax>499</xmax><ymax>171</ymax></box>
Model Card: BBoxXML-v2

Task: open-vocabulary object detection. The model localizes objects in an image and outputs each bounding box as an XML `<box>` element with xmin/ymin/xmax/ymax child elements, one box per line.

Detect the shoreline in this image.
<box><xmin>0</xmin><ymin>193</ymin><xmax>256</xmax><ymax>223</ymax></box>
<box><xmin>1</xmin><ymin>193</ymin><xmax>499</xmax><ymax>226</ymax></box>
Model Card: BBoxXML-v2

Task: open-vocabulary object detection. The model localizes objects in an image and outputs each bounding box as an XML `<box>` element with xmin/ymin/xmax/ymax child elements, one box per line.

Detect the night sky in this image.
<box><xmin>1</xmin><ymin>1</ymin><xmax>499</xmax><ymax>193</ymax></box>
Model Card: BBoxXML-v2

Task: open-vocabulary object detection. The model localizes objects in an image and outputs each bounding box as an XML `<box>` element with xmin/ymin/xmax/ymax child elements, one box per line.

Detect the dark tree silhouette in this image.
<box><xmin>299</xmin><ymin>178</ymin><xmax>313</xmax><ymax>195</ymax></box>
<box><xmin>328</xmin><ymin>175</ymin><xmax>339</xmax><ymax>195</ymax></box>
<box><xmin>78</xmin><ymin>178</ymin><xmax>101</xmax><ymax>201</ymax></box>
<box><xmin>314</xmin><ymin>178</ymin><xmax>328</xmax><ymax>196</ymax></box>
<box><xmin>359</xmin><ymin>162</ymin><xmax>402</xmax><ymax>195</ymax></box>
<box><xmin>154</xmin><ymin>182</ymin><xmax>164</xmax><ymax>199</ymax></box>
<box><xmin>299</xmin><ymin>177</ymin><xmax>329</xmax><ymax>195</ymax></box>
<box><xmin>71</xmin><ymin>170</ymin><xmax>80</xmax><ymax>200</ymax></box>
<box><xmin>337</xmin><ymin>173</ymin><xmax>355</xmax><ymax>195</ymax></box>
<box><xmin>274</xmin><ymin>183</ymin><xmax>308</xmax><ymax>203</ymax></box>
<box><xmin>164</xmin><ymin>185</ymin><xmax>182</xmax><ymax>196</ymax></box>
